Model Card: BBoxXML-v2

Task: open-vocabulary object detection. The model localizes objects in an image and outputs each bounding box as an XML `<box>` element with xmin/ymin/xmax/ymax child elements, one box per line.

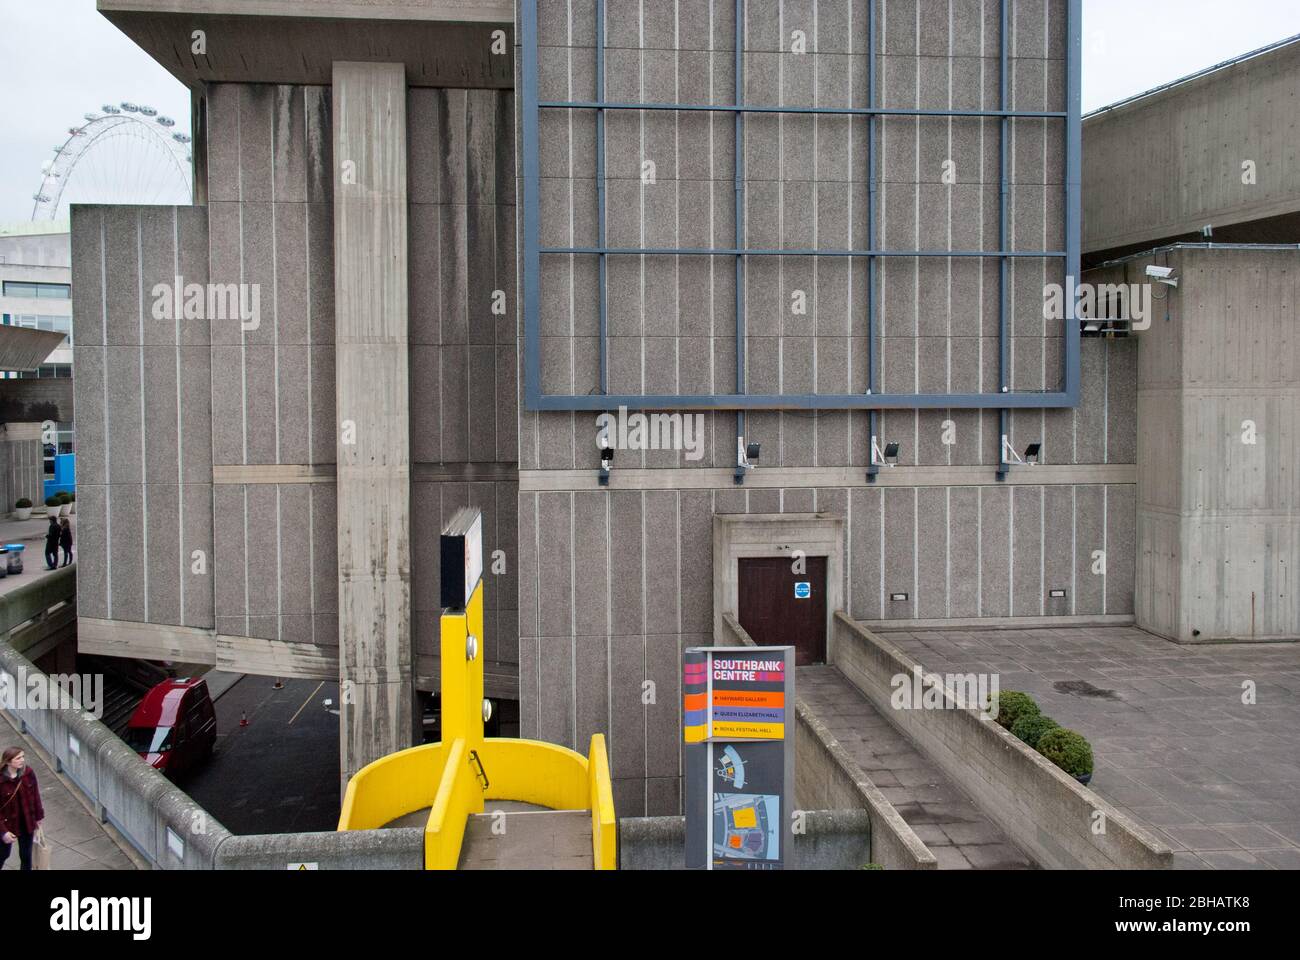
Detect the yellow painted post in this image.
<box><xmin>588</xmin><ymin>734</ymin><xmax>617</xmax><ymax>870</ymax></box>
<box><xmin>440</xmin><ymin>579</ymin><xmax>485</xmax><ymax>752</ymax></box>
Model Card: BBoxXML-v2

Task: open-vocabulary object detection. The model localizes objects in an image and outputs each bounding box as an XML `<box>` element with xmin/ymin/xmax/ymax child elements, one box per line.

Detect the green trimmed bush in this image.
<box><xmin>45</xmin><ymin>496</ymin><xmax>61</xmax><ymax>508</ymax></box>
<box><xmin>859</xmin><ymin>863</ymin><xmax>885</xmax><ymax>870</ymax></box>
<box><xmin>1037</xmin><ymin>728</ymin><xmax>1094</xmax><ymax>779</ymax></box>
<box><xmin>15</xmin><ymin>499</ymin><xmax>31</xmax><ymax>509</ymax></box>
<box><xmin>56</xmin><ymin>491</ymin><xmax>72</xmax><ymax>504</ymax></box>
<box><xmin>1010</xmin><ymin>712</ymin><xmax>1060</xmax><ymax>749</ymax></box>
<box><xmin>990</xmin><ymin>690</ymin><xmax>1040</xmax><ymax>730</ymax></box>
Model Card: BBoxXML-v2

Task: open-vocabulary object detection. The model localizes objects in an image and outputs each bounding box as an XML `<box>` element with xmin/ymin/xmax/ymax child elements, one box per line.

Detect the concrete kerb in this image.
<box><xmin>214</xmin><ymin>828</ymin><xmax>425</xmax><ymax>870</ymax></box>
<box><xmin>832</xmin><ymin>613</ymin><xmax>1174</xmax><ymax>870</ymax></box>
<box><xmin>617</xmin><ymin>811</ymin><xmax>874</xmax><ymax>870</ymax></box>
<box><xmin>718</xmin><ymin>612</ymin><xmax>937</xmax><ymax>870</ymax></box>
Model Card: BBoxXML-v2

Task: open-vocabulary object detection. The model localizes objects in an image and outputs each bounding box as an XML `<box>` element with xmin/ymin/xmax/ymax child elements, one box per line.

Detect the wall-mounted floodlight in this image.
<box><xmin>867</xmin><ymin>437</ymin><xmax>901</xmax><ymax>483</ymax></box>
<box><xmin>998</xmin><ymin>437</ymin><xmax>1041</xmax><ymax>479</ymax></box>
<box><xmin>598</xmin><ymin>439</ymin><xmax>614</xmax><ymax>487</ymax></box>
<box><xmin>1145</xmin><ymin>264</ymin><xmax>1178</xmax><ymax>288</ymax></box>
<box><xmin>735</xmin><ymin>438</ymin><xmax>761</xmax><ymax>485</ymax></box>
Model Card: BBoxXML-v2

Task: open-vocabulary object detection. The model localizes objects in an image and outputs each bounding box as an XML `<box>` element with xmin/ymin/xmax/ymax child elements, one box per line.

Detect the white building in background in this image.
<box><xmin>0</xmin><ymin>222</ymin><xmax>75</xmax><ymax>474</ymax></box>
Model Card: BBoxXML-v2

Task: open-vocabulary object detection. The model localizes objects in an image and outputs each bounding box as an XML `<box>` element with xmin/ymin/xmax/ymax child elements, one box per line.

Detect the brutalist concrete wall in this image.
<box><xmin>0</xmin><ymin>429</ymin><xmax>45</xmax><ymax>514</ymax></box>
<box><xmin>1083</xmin><ymin>39</ymin><xmax>1300</xmax><ymax>260</ymax></box>
<box><xmin>71</xmin><ymin>204</ymin><xmax>216</xmax><ymax>632</ymax></box>
<box><xmin>73</xmin><ymin>79</ymin><xmax>521</xmax><ymax>696</ymax></box>
<box><xmin>517</xmin><ymin>1</ymin><xmax>1128</xmax><ymax>815</ymax></box>
<box><xmin>1113</xmin><ymin>247</ymin><xmax>1300</xmax><ymax>642</ymax></box>
<box><xmin>205</xmin><ymin>83</ymin><xmax>340</xmax><ymax>656</ymax></box>
<box><xmin>407</xmin><ymin>87</ymin><xmax>521</xmax><ymax>696</ymax></box>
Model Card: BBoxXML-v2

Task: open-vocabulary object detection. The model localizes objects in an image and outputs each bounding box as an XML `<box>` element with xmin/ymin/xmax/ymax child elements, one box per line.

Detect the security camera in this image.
<box><xmin>1145</xmin><ymin>264</ymin><xmax>1178</xmax><ymax>289</ymax></box>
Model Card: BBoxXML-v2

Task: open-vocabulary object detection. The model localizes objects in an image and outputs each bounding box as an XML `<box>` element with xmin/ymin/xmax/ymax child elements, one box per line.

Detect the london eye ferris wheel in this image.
<box><xmin>30</xmin><ymin>101</ymin><xmax>193</xmax><ymax>221</ymax></box>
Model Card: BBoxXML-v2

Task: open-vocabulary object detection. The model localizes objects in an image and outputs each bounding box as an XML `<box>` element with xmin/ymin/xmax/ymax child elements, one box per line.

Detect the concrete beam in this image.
<box><xmin>99</xmin><ymin>0</ymin><xmax>512</xmax><ymax>21</ymax></box>
<box><xmin>332</xmin><ymin>61</ymin><xmax>414</xmax><ymax>791</ymax></box>
<box><xmin>99</xmin><ymin>10</ymin><xmax>513</xmax><ymax>88</ymax></box>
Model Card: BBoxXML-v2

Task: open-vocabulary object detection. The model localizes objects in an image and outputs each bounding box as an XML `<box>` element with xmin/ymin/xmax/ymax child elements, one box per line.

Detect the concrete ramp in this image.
<box><xmin>458</xmin><ymin>810</ymin><xmax>594</xmax><ymax>870</ymax></box>
<box><xmin>799</xmin><ymin>665</ymin><xmax>1036</xmax><ymax>870</ymax></box>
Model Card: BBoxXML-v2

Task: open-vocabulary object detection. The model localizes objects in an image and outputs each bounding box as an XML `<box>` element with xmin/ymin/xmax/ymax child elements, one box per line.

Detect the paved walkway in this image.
<box><xmin>0</xmin><ymin>513</ymin><xmax>75</xmax><ymax>600</ymax></box>
<box><xmin>0</xmin><ymin>709</ymin><xmax>141</xmax><ymax>870</ymax></box>
<box><xmin>879</xmin><ymin>624</ymin><xmax>1300</xmax><ymax>870</ymax></box>
<box><xmin>798</xmin><ymin>665</ymin><xmax>1036</xmax><ymax>869</ymax></box>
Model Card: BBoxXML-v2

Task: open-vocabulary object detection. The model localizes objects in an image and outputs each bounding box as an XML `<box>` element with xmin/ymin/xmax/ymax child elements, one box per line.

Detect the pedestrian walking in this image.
<box><xmin>59</xmin><ymin>518</ymin><xmax>73</xmax><ymax>567</ymax></box>
<box><xmin>44</xmin><ymin>515</ymin><xmax>59</xmax><ymax>570</ymax></box>
<box><xmin>0</xmin><ymin>747</ymin><xmax>45</xmax><ymax>871</ymax></box>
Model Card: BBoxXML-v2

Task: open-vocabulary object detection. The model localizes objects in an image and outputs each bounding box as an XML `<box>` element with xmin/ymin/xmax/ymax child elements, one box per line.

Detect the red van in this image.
<box><xmin>125</xmin><ymin>678</ymin><xmax>217</xmax><ymax>778</ymax></box>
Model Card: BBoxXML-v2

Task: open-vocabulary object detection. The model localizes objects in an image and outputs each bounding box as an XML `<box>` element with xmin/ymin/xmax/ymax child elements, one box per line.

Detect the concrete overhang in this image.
<box><xmin>0</xmin><ymin>327</ymin><xmax>68</xmax><ymax>373</ymax></box>
<box><xmin>97</xmin><ymin>0</ymin><xmax>514</xmax><ymax>89</ymax></box>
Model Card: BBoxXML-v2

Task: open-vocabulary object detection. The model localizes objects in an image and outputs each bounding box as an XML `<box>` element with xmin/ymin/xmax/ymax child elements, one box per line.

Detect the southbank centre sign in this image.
<box><xmin>683</xmin><ymin>647</ymin><xmax>795</xmax><ymax>870</ymax></box>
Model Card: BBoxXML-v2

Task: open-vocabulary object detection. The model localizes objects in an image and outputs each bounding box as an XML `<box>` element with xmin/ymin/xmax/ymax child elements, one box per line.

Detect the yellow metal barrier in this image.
<box><xmin>588</xmin><ymin>734</ymin><xmax>617</xmax><ymax>870</ymax></box>
<box><xmin>425</xmin><ymin>738</ymin><xmax>485</xmax><ymax>870</ymax></box>
<box><xmin>338</xmin><ymin>535</ymin><xmax>618</xmax><ymax>868</ymax></box>
<box><xmin>337</xmin><ymin>743</ymin><xmax>445</xmax><ymax>831</ymax></box>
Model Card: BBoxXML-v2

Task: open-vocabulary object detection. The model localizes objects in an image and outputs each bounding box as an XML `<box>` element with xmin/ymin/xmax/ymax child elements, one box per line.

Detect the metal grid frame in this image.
<box><xmin>520</xmin><ymin>0</ymin><xmax>1082</xmax><ymax>412</ymax></box>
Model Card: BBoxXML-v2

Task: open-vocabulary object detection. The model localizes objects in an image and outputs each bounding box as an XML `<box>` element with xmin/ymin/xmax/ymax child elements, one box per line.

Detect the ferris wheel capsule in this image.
<box><xmin>102</xmin><ymin>104</ymin><xmax>121</xmax><ymax>114</ymax></box>
<box><xmin>120</xmin><ymin>101</ymin><xmax>139</xmax><ymax>112</ymax></box>
<box><xmin>157</xmin><ymin>115</ymin><xmax>175</xmax><ymax>127</ymax></box>
<box><xmin>140</xmin><ymin>105</ymin><xmax>158</xmax><ymax>117</ymax></box>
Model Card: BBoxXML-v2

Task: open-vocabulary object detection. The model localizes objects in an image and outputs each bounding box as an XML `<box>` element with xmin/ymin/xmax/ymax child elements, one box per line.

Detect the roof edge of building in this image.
<box><xmin>1085</xmin><ymin>32</ymin><xmax>1300</xmax><ymax>121</ymax></box>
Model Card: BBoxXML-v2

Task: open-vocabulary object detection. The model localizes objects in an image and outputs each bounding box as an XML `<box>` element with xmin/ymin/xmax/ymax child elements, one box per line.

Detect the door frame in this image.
<box><xmin>713</xmin><ymin>514</ymin><xmax>845</xmax><ymax>660</ymax></box>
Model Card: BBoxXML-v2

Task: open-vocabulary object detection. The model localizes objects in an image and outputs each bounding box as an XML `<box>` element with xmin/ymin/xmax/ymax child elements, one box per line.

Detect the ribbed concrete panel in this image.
<box><xmin>70</xmin><ymin>205</ymin><xmax>216</xmax><ymax>631</ymax></box>
<box><xmin>518</xmin><ymin>0</ymin><xmax>1091</xmax><ymax>808</ymax></box>
<box><xmin>1084</xmin><ymin>38</ymin><xmax>1300</xmax><ymax>258</ymax></box>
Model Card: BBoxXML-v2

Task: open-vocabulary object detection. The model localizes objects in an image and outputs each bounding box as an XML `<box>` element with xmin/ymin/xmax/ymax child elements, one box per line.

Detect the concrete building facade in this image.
<box><xmin>70</xmin><ymin>1</ymin><xmax>1297</xmax><ymax>817</ymax></box>
<box><xmin>1084</xmin><ymin>35</ymin><xmax>1300</xmax><ymax>646</ymax></box>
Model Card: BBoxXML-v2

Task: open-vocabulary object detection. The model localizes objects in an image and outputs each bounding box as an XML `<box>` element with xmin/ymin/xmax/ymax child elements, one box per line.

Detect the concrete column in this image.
<box><xmin>332</xmin><ymin>61</ymin><xmax>414</xmax><ymax>791</ymax></box>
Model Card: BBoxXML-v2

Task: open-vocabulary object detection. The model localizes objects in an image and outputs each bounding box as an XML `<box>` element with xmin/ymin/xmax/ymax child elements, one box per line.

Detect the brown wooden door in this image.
<box><xmin>737</xmin><ymin>556</ymin><xmax>827</xmax><ymax>666</ymax></box>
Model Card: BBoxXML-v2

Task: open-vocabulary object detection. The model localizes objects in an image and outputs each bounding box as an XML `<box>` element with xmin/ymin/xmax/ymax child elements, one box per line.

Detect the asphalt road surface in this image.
<box><xmin>181</xmin><ymin>675</ymin><xmax>341</xmax><ymax>835</ymax></box>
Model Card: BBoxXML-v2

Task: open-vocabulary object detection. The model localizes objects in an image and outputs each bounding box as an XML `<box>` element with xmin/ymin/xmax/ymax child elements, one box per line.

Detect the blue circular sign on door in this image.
<box><xmin>794</xmin><ymin>582</ymin><xmax>811</xmax><ymax>600</ymax></box>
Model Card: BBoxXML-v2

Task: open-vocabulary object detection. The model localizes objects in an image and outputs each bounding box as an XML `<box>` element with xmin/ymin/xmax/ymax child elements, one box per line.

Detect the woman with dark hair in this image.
<box><xmin>0</xmin><ymin>747</ymin><xmax>44</xmax><ymax>871</ymax></box>
<box><xmin>59</xmin><ymin>518</ymin><xmax>73</xmax><ymax>567</ymax></box>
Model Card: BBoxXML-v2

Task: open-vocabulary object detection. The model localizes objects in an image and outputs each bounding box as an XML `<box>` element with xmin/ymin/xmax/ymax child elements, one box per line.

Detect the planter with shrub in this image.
<box><xmin>45</xmin><ymin>495</ymin><xmax>61</xmax><ymax>515</ymax></box>
<box><xmin>56</xmin><ymin>491</ymin><xmax>72</xmax><ymax>517</ymax></box>
<box><xmin>1010</xmin><ymin>712</ymin><xmax>1060</xmax><ymax>750</ymax></box>
<box><xmin>990</xmin><ymin>690</ymin><xmax>1040</xmax><ymax>731</ymax></box>
<box><xmin>13</xmin><ymin>498</ymin><xmax>32</xmax><ymax>521</ymax></box>
<box><xmin>1037</xmin><ymin>728</ymin><xmax>1094</xmax><ymax>786</ymax></box>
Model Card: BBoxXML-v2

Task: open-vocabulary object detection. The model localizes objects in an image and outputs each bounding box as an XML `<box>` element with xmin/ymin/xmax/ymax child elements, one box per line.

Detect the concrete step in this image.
<box><xmin>458</xmin><ymin>809</ymin><xmax>594</xmax><ymax>870</ymax></box>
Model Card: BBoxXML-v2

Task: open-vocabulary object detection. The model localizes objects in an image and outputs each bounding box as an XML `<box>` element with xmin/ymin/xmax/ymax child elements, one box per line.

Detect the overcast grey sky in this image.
<box><xmin>1</xmin><ymin>0</ymin><xmax>1299</xmax><ymax>223</ymax></box>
